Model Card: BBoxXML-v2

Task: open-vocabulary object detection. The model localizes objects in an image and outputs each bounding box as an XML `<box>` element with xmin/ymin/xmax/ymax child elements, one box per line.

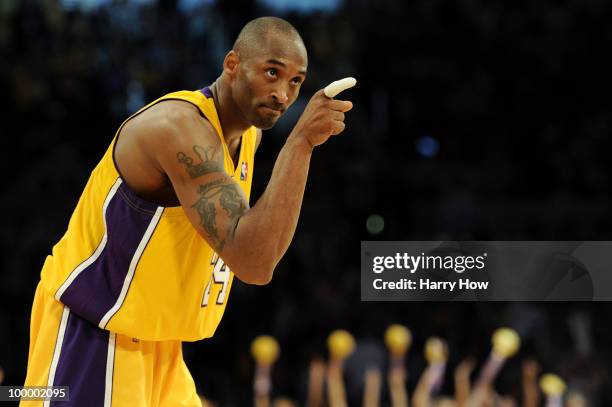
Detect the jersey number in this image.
<box><xmin>201</xmin><ymin>253</ymin><xmax>231</xmax><ymax>307</ymax></box>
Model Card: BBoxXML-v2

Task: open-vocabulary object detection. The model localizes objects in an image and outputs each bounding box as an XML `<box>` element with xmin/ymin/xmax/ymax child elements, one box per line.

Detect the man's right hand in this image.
<box><xmin>290</xmin><ymin>89</ymin><xmax>353</xmax><ymax>148</ymax></box>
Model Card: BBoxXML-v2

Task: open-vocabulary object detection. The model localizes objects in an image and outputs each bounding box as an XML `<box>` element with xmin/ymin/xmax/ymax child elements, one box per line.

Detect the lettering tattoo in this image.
<box><xmin>192</xmin><ymin>178</ymin><xmax>248</xmax><ymax>253</ymax></box>
<box><xmin>177</xmin><ymin>145</ymin><xmax>224</xmax><ymax>179</ymax></box>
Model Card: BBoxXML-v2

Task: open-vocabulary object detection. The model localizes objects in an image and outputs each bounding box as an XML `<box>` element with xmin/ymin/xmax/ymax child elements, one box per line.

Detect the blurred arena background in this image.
<box><xmin>2</xmin><ymin>0</ymin><xmax>612</xmax><ymax>405</ymax></box>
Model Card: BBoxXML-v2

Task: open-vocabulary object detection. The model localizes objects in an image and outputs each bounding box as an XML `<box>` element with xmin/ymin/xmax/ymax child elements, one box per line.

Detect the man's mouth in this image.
<box><xmin>259</xmin><ymin>105</ymin><xmax>283</xmax><ymax>117</ymax></box>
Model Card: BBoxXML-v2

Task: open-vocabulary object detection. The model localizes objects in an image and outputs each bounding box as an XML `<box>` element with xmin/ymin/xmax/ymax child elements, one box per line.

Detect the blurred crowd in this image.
<box><xmin>213</xmin><ymin>327</ymin><xmax>592</xmax><ymax>407</ymax></box>
<box><xmin>2</xmin><ymin>0</ymin><xmax>612</xmax><ymax>405</ymax></box>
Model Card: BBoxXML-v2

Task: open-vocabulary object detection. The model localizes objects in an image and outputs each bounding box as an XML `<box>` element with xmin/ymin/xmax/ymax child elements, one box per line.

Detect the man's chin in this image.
<box><xmin>252</xmin><ymin>116</ymin><xmax>277</xmax><ymax>130</ymax></box>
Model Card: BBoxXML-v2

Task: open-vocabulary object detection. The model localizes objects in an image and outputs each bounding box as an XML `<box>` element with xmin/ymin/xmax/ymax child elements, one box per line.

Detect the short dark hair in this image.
<box><xmin>233</xmin><ymin>17</ymin><xmax>305</xmax><ymax>60</ymax></box>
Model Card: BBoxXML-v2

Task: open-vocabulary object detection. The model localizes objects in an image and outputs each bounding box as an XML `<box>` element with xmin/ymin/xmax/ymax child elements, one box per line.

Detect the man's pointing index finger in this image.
<box><xmin>323</xmin><ymin>77</ymin><xmax>357</xmax><ymax>98</ymax></box>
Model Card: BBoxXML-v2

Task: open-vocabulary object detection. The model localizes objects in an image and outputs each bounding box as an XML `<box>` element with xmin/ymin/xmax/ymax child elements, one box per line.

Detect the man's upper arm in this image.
<box><xmin>152</xmin><ymin>104</ymin><xmax>250</xmax><ymax>255</ymax></box>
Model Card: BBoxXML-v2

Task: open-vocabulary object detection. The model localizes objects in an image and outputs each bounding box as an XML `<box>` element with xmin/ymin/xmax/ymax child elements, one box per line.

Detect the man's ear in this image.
<box><xmin>223</xmin><ymin>50</ymin><xmax>240</xmax><ymax>78</ymax></box>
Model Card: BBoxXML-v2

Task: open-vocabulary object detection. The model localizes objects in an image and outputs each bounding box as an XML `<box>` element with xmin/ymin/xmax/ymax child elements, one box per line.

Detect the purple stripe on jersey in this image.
<box><xmin>59</xmin><ymin>182</ymin><xmax>159</xmax><ymax>325</ymax></box>
<box><xmin>115</xmin><ymin>179</ymin><xmax>160</xmax><ymax>214</ymax></box>
<box><xmin>200</xmin><ymin>86</ymin><xmax>213</xmax><ymax>98</ymax></box>
<box><xmin>50</xmin><ymin>312</ymin><xmax>109</xmax><ymax>407</ymax></box>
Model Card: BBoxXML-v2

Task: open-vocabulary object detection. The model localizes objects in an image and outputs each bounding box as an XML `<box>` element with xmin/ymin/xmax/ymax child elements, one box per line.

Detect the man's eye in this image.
<box><xmin>266</xmin><ymin>69</ymin><xmax>277</xmax><ymax>77</ymax></box>
<box><xmin>291</xmin><ymin>78</ymin><xmax>302</xmax><ymax>85</ymax></box>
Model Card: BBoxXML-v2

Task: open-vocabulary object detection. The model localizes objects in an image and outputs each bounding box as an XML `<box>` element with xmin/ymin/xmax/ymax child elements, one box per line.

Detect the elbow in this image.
<box><xmin>252</xmin><ymin>263</ymin><xmax>275</xmax><ymax>285</ymax></box>
<box><xmin>252</xmin><ymin>269</ymin><xmax>274</xmax><ymax>285</ymax></box>
<box><xmin>225</xmin><ymin>244</ymin><xmax>280</xmax><ymax>285</ymax></box>
<box><xmin>234</xmin><ymin>264</ymin><xmax>275</xmax><ymax>286</ymax></box>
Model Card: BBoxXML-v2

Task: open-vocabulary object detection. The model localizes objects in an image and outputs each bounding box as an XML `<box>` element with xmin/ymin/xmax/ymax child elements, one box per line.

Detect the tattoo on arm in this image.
<box><xmin>177</xmin><ymin>145</ymin><xmax>224</xmax><ymax>179</ymax></box>
<box><xmin>192</xmin><ymin>177</ymin><xmax>248</xmax><ymax>253</ymax></box>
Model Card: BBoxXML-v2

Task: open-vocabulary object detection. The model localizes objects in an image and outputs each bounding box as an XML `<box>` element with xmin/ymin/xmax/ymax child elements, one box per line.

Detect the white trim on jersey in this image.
<box><xmin>98</xmin><ymin>206</ymin><xmax>164</xmax><ymax>329</ymax></box>
<box><xmin>55</xmin><ymin>178</ymin><xmax>123</xmax><ymax>301</ymax></box>
<box><xmin>104</xmin><ymin>332</ymin><xmax>116</xmax><ymax>407</ymax></box>
<box><xmin>44</xmin><ymin>306</ymin><xmax>70</xmax><ymax>407</ymax></box>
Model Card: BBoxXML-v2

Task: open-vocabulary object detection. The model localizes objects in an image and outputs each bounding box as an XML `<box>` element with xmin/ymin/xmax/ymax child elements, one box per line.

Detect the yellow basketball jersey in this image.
<box><xmin>40</xmin><ymin>88</ymin><xmax>257</xmax><ymax>342</ymax></box>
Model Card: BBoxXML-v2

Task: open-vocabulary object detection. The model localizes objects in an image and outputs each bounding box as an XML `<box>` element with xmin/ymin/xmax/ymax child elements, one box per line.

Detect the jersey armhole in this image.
<box><xmin>110</xmin><ymin>98</ymin><xmax>212</xmax><ymax>212</ymax></box>
<box><xmin>111</xmin><ymin>98</ymin><xmax>210</xmax><ymax>183</ymax></box>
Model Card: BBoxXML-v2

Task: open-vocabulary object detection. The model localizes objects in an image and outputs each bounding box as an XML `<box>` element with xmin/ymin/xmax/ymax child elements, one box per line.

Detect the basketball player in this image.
<box><xmin>22</xmin><ymin>17</ymin><xmax>353</xmax><ymax>406</ymax></box>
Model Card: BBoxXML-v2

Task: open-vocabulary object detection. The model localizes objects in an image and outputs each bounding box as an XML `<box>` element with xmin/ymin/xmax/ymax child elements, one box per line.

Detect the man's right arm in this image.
<box><xmin>152</xmin><ymin>90</ymin><xmax>352</xmax><ymax>285</ymax></box>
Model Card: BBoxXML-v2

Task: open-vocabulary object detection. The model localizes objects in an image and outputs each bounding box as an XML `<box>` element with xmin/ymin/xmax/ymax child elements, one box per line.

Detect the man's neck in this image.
<box><xmin>210</xmin><ymin>79</ymin><xmax>250</xmax><ymax>150</ymax></box>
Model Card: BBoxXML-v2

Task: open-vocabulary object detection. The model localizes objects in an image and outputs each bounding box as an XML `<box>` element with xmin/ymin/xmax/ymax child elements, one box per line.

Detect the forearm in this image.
<box><xmin>230</xmin><ymin>134</ymin><xmax>313</xmax><ymax>283</ymax></box>
<box><xmin>522</xmin><ymin>378</ymin><xmax>539</xmax><ymax>407</ymax></box>
<box><xmin>454</xmin><ymin>372</ymin><xmax>470</xmax><ymax>407</ymax></box>
<box><xmin>412</xmin><ymin>368</ymin><xmax>433</xmax><ymax>407</ymax></box>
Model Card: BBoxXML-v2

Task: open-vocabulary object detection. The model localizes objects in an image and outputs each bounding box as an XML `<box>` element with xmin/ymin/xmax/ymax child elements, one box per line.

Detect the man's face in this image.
<box><xmin>231</xmin><ymin>34</ymin><xmax>307</xmax><ymax>130</ymax></box>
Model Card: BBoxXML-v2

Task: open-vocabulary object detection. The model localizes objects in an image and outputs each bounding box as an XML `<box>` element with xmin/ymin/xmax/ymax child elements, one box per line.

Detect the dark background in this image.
<box><xmin>1</xmin><ymin>0</ymin><xmax>612</xmax><ymax>405</ymax></box>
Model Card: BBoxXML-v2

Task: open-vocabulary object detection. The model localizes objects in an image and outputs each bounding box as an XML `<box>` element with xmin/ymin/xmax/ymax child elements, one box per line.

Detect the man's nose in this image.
<box><xmin>271</xmin><ymin>88</ymin><xmax>288</xmax><ymax>105</ymax></box>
